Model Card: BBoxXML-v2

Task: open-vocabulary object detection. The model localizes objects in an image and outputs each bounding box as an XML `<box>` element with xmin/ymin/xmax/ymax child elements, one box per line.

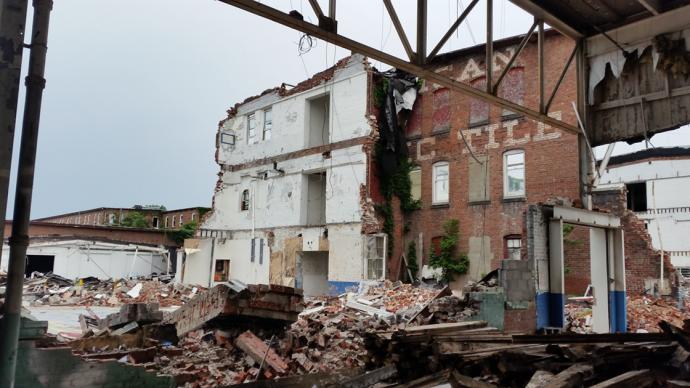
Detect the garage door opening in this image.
<box><xmin>25</xmin><ymin>254</ymin><xmax>55</xmax><ymax>276</ymax></box>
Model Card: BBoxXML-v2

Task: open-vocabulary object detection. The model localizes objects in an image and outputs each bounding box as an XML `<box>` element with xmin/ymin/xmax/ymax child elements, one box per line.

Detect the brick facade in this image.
<box><xmin>388</xmin><ymin>33</ymin><xmax>582</xmax><ymax>280</ymax></box>
<box><xmin>563</xmin><ymin>189</ymin><xmax>676</xmax><ymax>295</ymax></box>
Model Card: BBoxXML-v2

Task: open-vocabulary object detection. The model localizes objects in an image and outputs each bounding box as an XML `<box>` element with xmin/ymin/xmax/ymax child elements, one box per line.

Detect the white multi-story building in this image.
<box><xmin>596</xmin><ymin>147</ymin><xmax>690</xmax><ymax>271</ymax></box>
<box><xmin>179</xmin><ymin>55</ymin><xmax>389</xmax><ymax>295</ymax></box>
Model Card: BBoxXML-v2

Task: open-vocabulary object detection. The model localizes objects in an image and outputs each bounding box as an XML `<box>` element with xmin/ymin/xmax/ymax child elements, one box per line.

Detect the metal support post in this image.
<box><xmin>486</xmin><ymin>0</ymin><xmax>493</xmax><ymax>93</ymax></box>
<box><xmin>538</xmin><ymin>19</ymin><xmax>545</xmax><ymax>113</ymax></box>
<box><xmin>0</xmin><ymin>1</ymin><xmax>52</xmax><ymax>386</ymax></box>
<box><xmin>0</xmin><ymin>0</ymin><xmax>31</xmax><ymax>268</ymax></box>
<box><xmin>416</xmin><ymin>0</ymin><xmax>427</xmax><ymax>65</ymax></box>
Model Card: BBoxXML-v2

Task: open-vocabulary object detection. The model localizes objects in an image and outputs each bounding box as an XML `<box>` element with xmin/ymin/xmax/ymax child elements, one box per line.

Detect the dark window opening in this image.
<box><xmin>214</xmin><ymin>259</ymin><xmax>230</xmax><ymax>282</ymax></box>
<box><xmin>25</xmin><ymin>255</ymin><xmax>55</xmax><ymax>277</ymax></box>
<box><xmin>626</xmin><ymin>182</ymin><xmax>647</xmax><ymax>211</ymax></box>
<box><xmin>241</xmin><ymin>189</ymin><xmax>250</xmax><ymax>211</ymax></box>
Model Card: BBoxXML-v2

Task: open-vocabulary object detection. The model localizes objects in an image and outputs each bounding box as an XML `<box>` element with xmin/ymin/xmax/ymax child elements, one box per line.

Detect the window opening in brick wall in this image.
<box><xmin>432</xmin><ymin>161</ymin><xmax>449</xmax><ymax>204</ymax></box>
<box><xmin>432</xmin><ymin>88</ymin><xmax>450</xmax><ymax>133</ymax></box>
<box><xmin>504</xmin><ymin>150</ymin><xmax>525</xmax><ymax>198</ymax></box>
<box><xmin>626</xmin><ymin>182</ymin><xmax>647</xmax><ymax>212</ymax></box>
<box><xmin>308</xmin><ymin>93</ymin><xmax>330</xmax><ymax>147</ymax></box>
<box><xmin>306</xmin><ymin>172</ymin><xmax>327</xmax><ymax>225</ymax></box>
<box><xmin>247</xmin><ymin>113</ymin><xmax>257</xmax><ymax>144</ymax></box>
<box><xmin>364</xmin><ymin>234</ymin><xmax>386</xmax><ymax>280</ymax></box>
<box><xmin>214</xmin><ymin>259</ymin><xmax>230</xmax><ymax>282</ymax></box>
<box><xmin>505</xmin><ymin>235</ymin><xmax>522</xmax><ymax>260</ymax></box>
<box><xmin>410</xmin><ymin>166</ymin><xmax>422</xmax><ymax>202</ymax></box>
<box><xmin>469</xmin><ymin>77</ymin><xmax>489</xmax><ymax>127</ymax></box>
<box><xmin>240</xmin><ymin>189</ymin><xmax>250</xmax><ymax>211</ymax></box>
<box><xmin>263</xmin><ymin>109</ymin><xmax>272</xmax><ymax>140</ymax></box>
<box><xmin>498</xmin><ymin>67</ymin><xmax>524</xmax><ymax>118</ymax></box>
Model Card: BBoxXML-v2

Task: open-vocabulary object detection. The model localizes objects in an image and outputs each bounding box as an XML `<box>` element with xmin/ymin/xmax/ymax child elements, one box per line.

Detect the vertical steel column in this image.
<box><xmin>328</xmin><ymin>0</ymin><xmax>335</xmax><ymax>19</ymax></box>
<box><xmin>537</xmin><ymin>19</ymin><xmax>545</xmax><ymax>113</ymax></box>
<box><xmin>0</xmin><ymin>0</ymin><xmax>31</xmax><ymax>268</ymax></box>
<box><xmin>0</xmin><ymin>1</ymin><xmax>52</xmax><ymax>386</ymax></box>
<box><xmin>416</xmin><ymin>0</ymin><xmax>427</xmax><ymax>65</ymax></box>
<box><xmin>486</xmin><ymin>0</ymin><xmax>493</xmax><ymax>93</ymax></box>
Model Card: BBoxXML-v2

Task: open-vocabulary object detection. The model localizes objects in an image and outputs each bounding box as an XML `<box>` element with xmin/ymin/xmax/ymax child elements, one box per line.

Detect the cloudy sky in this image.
<box><xmin>5</xmin><ymin>0</ymin><xmax>688</xmax><ymax>219</ymax></box>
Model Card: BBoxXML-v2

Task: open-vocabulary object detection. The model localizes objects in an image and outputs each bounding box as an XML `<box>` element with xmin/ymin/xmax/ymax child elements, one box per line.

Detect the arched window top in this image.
<box><xmin>240</xmin><ymin>189</ymin><xmax>250</xmax><ymax>211</ymax></box>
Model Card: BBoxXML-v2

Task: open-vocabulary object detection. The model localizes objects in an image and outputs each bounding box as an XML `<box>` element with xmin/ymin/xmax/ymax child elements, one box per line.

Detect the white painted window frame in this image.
<box><xmin>362</xmin><ymin>233</ymin><xmax>387</xmax><ymax>281</ymax></box>
<box><xmin>432</xmin><ymin>161</ymin><xmax>450</xmax><ymax>205</ymax></box>
<box><xmin>247</xmin><ymin>113</ymin><xmax>257</xmax><ymax>144</ymax></box>
<box><xmin>263</xmin><ymin>109</ymin><xmax>272</xmax><ymax>141</ymax></box>
<box><xmin>503</xmin><ymin>149</ymin><xmax>526</xmax><ymax>198</ymax></box>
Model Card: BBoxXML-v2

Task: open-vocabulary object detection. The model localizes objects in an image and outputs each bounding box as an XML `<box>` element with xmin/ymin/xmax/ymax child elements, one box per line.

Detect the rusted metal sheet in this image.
<box><xmin>163</xmin><ymin>283</ymin><xmax>304</xmax><ymax>336</ymax></box>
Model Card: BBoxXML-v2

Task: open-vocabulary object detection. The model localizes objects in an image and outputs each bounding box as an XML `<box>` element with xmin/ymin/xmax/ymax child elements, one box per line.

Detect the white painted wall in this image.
<box><xmin>1</xmin><ymin>240</ymin><xmax>167</xmax><ymax>280</ymax></box>
<box><xmin>598</xmin><ymin>157</ymin><xmax>690</xmax><ymax>267</ymax></box>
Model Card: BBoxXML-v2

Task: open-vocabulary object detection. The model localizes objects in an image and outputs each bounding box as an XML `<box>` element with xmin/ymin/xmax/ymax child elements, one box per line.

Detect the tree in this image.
<box><xmin>121</xmin><ymin>211</ymin><xmax>149</xmax><ymax>228</ymax></box>
<box><xmin>429</xmin><ymin>219</ymin><xmax>469</xmax><ymax>282</ymax></box>
<box><xmin>170</xmin><ymin>222</ymin><xmax>198</xmax><ymax>245</ymax></box>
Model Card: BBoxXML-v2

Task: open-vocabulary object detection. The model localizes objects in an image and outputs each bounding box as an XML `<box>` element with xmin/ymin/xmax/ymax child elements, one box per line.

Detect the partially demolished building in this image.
<box><xmin>182</xmin><ymin>55</ymin><xmax>387</xmax><ymax>295</ymax></box>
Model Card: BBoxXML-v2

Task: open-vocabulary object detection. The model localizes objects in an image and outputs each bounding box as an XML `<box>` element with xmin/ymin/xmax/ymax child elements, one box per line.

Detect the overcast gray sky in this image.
<box><xmin>5</xmin><ymin>0</ymin><xmax>688</xmax><ymax>219</ymax></box>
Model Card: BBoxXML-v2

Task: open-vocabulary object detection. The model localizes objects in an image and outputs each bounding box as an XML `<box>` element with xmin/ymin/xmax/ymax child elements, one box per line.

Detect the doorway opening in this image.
<box><xmin>299</xmin><ymin>251</ymin><xmax>329</xmax><ymax>296</ymax></box>
<box><xmin>25</xmin><ymin>254</ymin><xmax>55</xmax><ymax>276</ymax></box>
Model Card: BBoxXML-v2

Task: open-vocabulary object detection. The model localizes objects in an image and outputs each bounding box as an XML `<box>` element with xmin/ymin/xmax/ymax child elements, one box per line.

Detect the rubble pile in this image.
<box><xmin>360</xmin><ymin>280</ymin><xmax>439</xmax><ymax>313</ymax></box>
<box><xmin>20</xmin><ymin>271</ymin><xmax>200</xmax><ymax>307</ymax></box>
<box><xmin>565</xmin><ymin>303</ymin><xmax>593</xmax><ymax>333</ymax></box>
<box><xmin>627</xmin><ymin>295</ymin><xmax>688</xmax><ymax>333</ymax></box>
<box><xmin>425</xmin><ymin>295</ymin><xmax>478</xmax><ymax>323</ymax></box>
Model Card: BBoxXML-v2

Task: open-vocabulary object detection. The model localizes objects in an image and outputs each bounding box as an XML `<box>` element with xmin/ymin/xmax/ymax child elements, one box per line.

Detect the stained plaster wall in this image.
<box><xmin>194</xmin><ymin>54</ymin><xmax>376</xmax><ymax>291</ymax></box>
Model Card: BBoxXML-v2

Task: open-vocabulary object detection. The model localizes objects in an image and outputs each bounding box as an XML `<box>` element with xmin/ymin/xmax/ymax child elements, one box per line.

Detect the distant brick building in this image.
<box><xmin>34</xmin><ymin>205</ymin><xmax>210</xmax><ymax>230</ymax></box>
<box><xmin>392</xmin><ymin>32</ymin><xmax>582</xmax><ymax>284</ymax></box>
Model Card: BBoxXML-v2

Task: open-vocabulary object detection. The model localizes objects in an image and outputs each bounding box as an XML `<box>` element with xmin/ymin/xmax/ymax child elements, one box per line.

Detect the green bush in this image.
<box><xmin>429</xmin><ymin>219</ymin><xmax>469</xmax><ymax>282</ymax></box>
<box><xmin>121</xmin><ymin>212</ymin><xmax>149</xmax><ymax>228</ymax></box>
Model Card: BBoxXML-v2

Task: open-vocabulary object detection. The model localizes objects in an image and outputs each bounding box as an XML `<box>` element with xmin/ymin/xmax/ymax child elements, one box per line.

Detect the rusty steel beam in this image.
<box><xmin>307</xmin><ymin>0</ymin><xmax>324</xmax><ymax>19</ymax></box>
<box><xmin>427</xmin><ymin>0</ymin><xmax>479</xmax><ymax>63</ymax></box>
<box><xmin>383</xmin><ymin>0</ymin><xmax>415</xmax><ymax>62</ymax></box>
<box><xmin>492</xmin><ymin>21</ymin><xmax>536</xmax><ymax>94</ymax></box>
<box><xmin>545</xmin><ymin>41</ymin><xmax>578</xmax><ymax>113</ymax></box>
<box><xmin>508</xmin><ymin>0</ymin><xmax>583</xmax><ymax>39</ymax></box>
<box><xmin>538</xmin><ymin>19</ymin><xmax>545</xmax><ymax>113</ymax></box>
<box><xmin>218</xmin><ymin>0</ymin><xmax>581</xmax><ymax>135</ymax></box>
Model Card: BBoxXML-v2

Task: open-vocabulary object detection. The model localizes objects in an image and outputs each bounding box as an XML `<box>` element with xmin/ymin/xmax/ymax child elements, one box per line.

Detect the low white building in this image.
<box><xmin>596</xmin><ymin>147</ymin><xmax>690</xmax><ymax>270</ymax></box>
<box><xmin>181</xmin><ymin>55</ymin><xmax>389</xmax><ymax>295</ymax></box>
<box><xmin>1</xmin><ymin>239</ymin><xmax>169</xmax><ymax>280</ymax></box>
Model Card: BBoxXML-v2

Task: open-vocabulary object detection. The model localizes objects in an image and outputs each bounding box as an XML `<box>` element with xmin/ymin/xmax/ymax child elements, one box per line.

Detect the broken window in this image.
<box><xmin>179</xmin><ymin>215</ymin><xmax>184</xmax><ymax>226</ymax></box>
<box><xmin>409</xmin><ymin>166</ymin><xmax>421</xmax><ymax>202</ymax></box>
<box><xmin>503</xmin><ymin>150</ymin><xmax>525</xmax><ymax>198</ymax></box>
<box><xmin>214</xmin><ymin>259</ymin><xmax>230</xmax><ymax>282</ymax></box>
<box><xmin>240</xmin><ymin>189</ymin><xmax>250</xmax><ymax>211</ymax></box>
<box><xmin>497</xmin><ymin>68</ymin><xmax>524</xmax><ymax>118</ymax></box>
<box><xmin>152</xmin><ymin>217</ymin><xmax>159</xmax><ymax>228</ymax></box>
<box><xmin>263</xmin><ymin>109</ymin><xmax>272</xmax><ymax>140</ymax></box>
<box><xmin>247</xmin><ymin>113</ymin><xmax>257</xmax><ymax>144</ymax></box>
<box><xmin>306</xmin><ymin>172</ymin><xmax>326</xmax><ymax>225</ymax></box>
<box><xmin>405</xmin><ymin>99</ymin><xmax>422</xmax><ymax>137</ymax></box>
<box><xmin>364</xmin><ymin>234</ymin><xmax>386</xmax><ymax>280</ymax></box>
<box><xmin>469</xmin><ymin>77</ymin><xmax>489</xmax><ymax>127</ymax></box>
<box><xmin>191</xmin><ymin>213</ymin><xmax>196</xmax><ymax>222</ymax></box>
<box><xmin>164</xmin><ymin>217</ymin><xmax>169</xmax><ymax>228</ymax></box>
<box><xmin>108</xmin><ymin>213</ymin><xmax>116</xmax><ymax>225</ymax></box>
<box><xmin>171</xmin><ymin>216</ymin><xmax>176</xmax><ymax>228</ymax></box>
<box><xmin>505</xmin><ymin>235</ymin><xmax>522</xmax><ymax>260</ymax></box>
<box><xmin>307</xmin><ymin>94</ymin><xmax>330</xmax><ymax>147</ymax></box>
<box><xmin>626</xmin><ymin>182</ymin><xmax>647</xmax><ymax>212</ymax></box>
<box><xmin>432</xmin><ymin>88</ymin><xmax>450</xmax><ymax>133</ymax></box>
<box><xmin>432</xmin><ymin>161</ymin><xmax>449</xmax><ymax>204</ymax></box>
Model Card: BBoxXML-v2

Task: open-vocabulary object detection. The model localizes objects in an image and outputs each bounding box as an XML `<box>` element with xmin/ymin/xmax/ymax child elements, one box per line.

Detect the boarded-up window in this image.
<box><xmin>468</xmin><ymin>155</ymin><xmax>490</xmax><ymax>203</ymax></box>
<box><xmin>469</xmin><ymin>77</ymin><xmax>489</xmax><ymax>127</ymax></box>
<box><xmin>409</xmin><ymin>166</ymin><xmax>421</xmax><ymax>202</ymax></box>
<box><xmin>432</xmin><ymin>88</ymin><xmax>450</xmax><ymax>133</ymax></box>
<box><xmin>498</xmin><ymin>68</ymin><xmax>524</xmax><ymax>118</ymax></box>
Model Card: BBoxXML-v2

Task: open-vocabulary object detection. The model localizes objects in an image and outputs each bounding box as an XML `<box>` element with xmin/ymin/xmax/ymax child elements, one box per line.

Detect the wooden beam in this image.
<box><xmin>427</xmin><ymin>0</ymin><xmax>479</xmax><ymax>62</ymax></box>
<box><xmin>589</xmin><ymin>370</ymin><xmax>653</xmax><ymax>388</ymax></box>
<box><xmin>218</xmin><ymin>0</ymin><xmax>581</xmax><ymax>135</ymax></box>
<box><xmin>638</xmin><ymin>0</ymin><xmax>661</xmax><ymax>15</ymax></box>
<box><xmin>383</xmin><ymin>0</ymin><xmax>415</xmax><ymax>62</ymax></box>
<box><xmin>307</xmin><ymin>0</ymin><xmax>324</xmax><ymax>19</ymax></box>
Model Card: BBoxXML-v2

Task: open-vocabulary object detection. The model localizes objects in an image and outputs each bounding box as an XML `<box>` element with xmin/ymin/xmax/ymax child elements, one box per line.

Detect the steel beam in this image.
<box><xmin>638</xmin><ymin>0</ymin><xmax>661</xmax><ymax>15</ymax></box>
<box><xmin>416</xmin><ymin>0</ymin><xmax>427</xmax><ymax>65</ymax></box>
<box><xmin>0</xmin><ymin>0</ymin><xmax>30</xmax><ymax>269</ymax></box>
<box><xmin>493</xmin><ymin>21</ymin><xmax>536</xmax><ymax>94</ymax></box>
<box><xmin>307</xmin><ymin>0</ymin><xmax>324</xmax><ymax>19</ymax></box>
<box><xmin>427</xmin><ymin>0</ymin><xmax>479</xmax><ymax>63</ymax></box>
<box><xmin>383</xmin><ymin>0</ymin><xmax>415</xmax><ymax>62</ymax></box>
<box><xmin>0</xmin><ymin>1</ymin><xmax>52</xmax><ymax>386</ymax></box>
<box><xmin>544</xmin><ymin>42</ymin><xmax>578</xmax><ymax>113</ymax></box>
<box><xmin>508</xmin><ymin>0</ymin><xmax>583</xmax><ymax>39</ymax></box>
<box><xmin>218</xmin><ymin>0</ymin><xmax>580</xmax><ymax>135</ymax></box>
<box><xmin>537</xmin><ymin>19</ymin><xmax>545</xmax><ymax>113</ymax></box>
<box><xmin>486</xmin><ymin>0</ymin><xmax>493</xmax><ymax>94</ymax></box>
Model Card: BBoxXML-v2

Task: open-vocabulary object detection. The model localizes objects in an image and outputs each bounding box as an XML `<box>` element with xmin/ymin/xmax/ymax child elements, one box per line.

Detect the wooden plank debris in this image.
<box><xmin>589</xmin><ymin>369</ymin><xmax>653</xmax><ymax>388</ymax></box>
<box><xmin>235</xmin><ymin>330</ymin><xmax>289</xmax><ymax>375</ymax></box>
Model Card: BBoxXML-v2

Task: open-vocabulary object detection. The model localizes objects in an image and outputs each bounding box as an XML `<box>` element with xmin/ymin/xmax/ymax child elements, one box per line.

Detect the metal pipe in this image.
<box><xmin>0</xmin><ymin>1</ymin><xmax>52</xmax><ymax>386</ymax></box>
<box><xmin>486</xmin><ymin>0</ymin><xmax>493</xmax><ymax>94</ymax></box>
<box><xmin>0</xmin><ymin>0</ymin><xmax>31</xmax><ymax>269</ymax></box>
<box><xmin>538</xmin><ymin>19</ymin><xmax>545</xmax><ymax>113</ymax></box>
<box><xmin>416</xmin><ymin>0</ymin><xmax>427</xmax><ymax>65</ymax></box>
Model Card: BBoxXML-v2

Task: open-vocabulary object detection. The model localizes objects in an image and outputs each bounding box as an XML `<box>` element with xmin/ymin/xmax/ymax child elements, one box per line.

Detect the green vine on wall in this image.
<box><xmin>407</xmin><ymin>240</ymin><xmax>419</xmax><ymax>280</ymax></box>
<box><xmin>429</xmin><ymin>219</ymin><xmax>470</xmax><ymax>282</ymax></box>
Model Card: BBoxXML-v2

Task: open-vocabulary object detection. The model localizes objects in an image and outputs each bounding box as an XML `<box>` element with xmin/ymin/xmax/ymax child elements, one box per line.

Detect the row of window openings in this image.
<box><xmin>163</xmin><ymin>213</ymin><xmax>196</xmax><ymax>228</ymax></box>
<box><xmin>414</xmin><ymin>150</ymin><xmax>526</xmax><ymax>205</ymax></box>
<box><xmin>57</xmin><ymin>214</ymin><xmax>194</xmax><ymax>228</ymax></box>
<box><xmin>247</xmin><ymin>109</ymin><xmax>272</xmax><ymax>144</ymax></box>
<box><xmin>429</xmin><ymin>235</ymin><xmax>522</xmax><ymax>261</ymax></box>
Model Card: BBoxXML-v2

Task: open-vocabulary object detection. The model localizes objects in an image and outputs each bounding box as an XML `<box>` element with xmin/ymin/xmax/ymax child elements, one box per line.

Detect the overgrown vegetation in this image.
<box><xmin>170</xmin><ymin>221</ymin><xmax>198</xmax><ymax>245</ymax></box>
<box><xmin>121</xmin><ymin>211</ymin><xmax>149</xmax><ymax>228</ymax></box>
<box><xmin>406</xmin><ymin>240</ymin><xmax>419</xmax><ymax>280</ymax></box>
<box><xmin>429</xmin><ymin>219</ymin><xmax>470</xmax><ymax>282</ymax></box>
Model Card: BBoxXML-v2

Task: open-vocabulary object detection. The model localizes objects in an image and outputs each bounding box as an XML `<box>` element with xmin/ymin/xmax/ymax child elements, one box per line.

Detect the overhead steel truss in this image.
<box><xmin>219</xmin><ymin>0</ymin><xmax>581</xmax><ymax>135</ymax></box>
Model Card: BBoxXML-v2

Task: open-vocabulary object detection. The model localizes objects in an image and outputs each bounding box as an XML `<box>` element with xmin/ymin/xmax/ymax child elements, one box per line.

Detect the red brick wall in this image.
<box><xmin>4</xmin><ymin>221</ymin><xmax>176</xmax><ymax>246</ymax></box>
<box><xmin>563</xmin><ymin>224</ymin><xmax>592</xmax><ymax>295</ymax></box>
<box><xmin>388</xmin><ymin>33</ymin><xmax>581</xmax><ymax>279</ymax></box>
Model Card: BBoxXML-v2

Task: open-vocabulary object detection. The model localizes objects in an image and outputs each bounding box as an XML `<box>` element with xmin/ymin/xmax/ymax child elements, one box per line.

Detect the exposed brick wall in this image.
<box><xmin>392</xmin><ymin>33</ymin><xmax>581</xmax><ymax>280</ymax></box>
<box><xmin>563</xmin><ymin>224</ymin><xmax>592</xmax><ymax>295</ymax></box>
